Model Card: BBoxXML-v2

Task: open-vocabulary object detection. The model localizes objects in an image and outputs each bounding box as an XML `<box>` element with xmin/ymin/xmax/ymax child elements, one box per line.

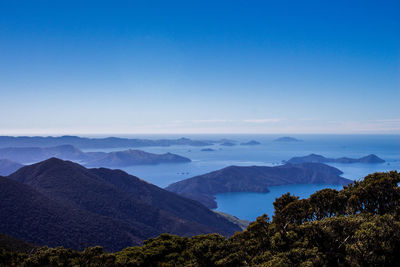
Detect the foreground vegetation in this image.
<box><xmin>1</xmin><ymin>171</ymin><xmax>399</xmax><ymax>266</ymax></box>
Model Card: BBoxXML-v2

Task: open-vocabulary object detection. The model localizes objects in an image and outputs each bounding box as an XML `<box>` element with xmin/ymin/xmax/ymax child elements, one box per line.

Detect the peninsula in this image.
<box><xmin>166</xmin><ymin>163</ymin><xmax>351</xmax><ymax>209</ymax></box>
<box><xmin>287</xmin><ymin>153</ymin><xmax>385</xmax><ymax>164</ymax></box>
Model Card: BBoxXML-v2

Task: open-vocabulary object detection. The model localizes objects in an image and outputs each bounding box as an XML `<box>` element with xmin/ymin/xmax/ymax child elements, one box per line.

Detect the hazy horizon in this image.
<box><xmin>1</xmin><ymin>1</ymin><xmax>399</xmax><ymax>135</ymax></box>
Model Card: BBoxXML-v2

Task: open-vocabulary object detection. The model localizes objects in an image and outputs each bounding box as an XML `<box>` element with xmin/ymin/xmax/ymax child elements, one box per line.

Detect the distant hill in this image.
<box><xmin>1</xmin><ymin>158</ymin><xmax>240</xmax><ymax>251</ymax></box>
<box><xmin>0</xmin><ymin>136</ymin><xmax>214</xmax><ymax>149</ymax></box>
<box><xmin>0</xmin><ymin>145</ymin><xmax>85</xmax><ymax>163</ymax></box>
<box><xmin>274</xmin><ymin>137</ymin><xmax>302</xmax><ymax>142</ymax></box>
<box><xmin>85</xmin><ymin>150</ymin><xmax>190</xmax><ymax>167</ymax></box>
<box><xmin>0</xmin><ymin>145</ymin><xmax>191</xmax><ymax>167</ymax></box>
<box><xmin>166</xmin><ymin>163</ymin><xmax>351</xmax><ymax>209</ymax></box>
<box><xmin>240</xmin><ymin>140</ymin><xmax>261</xmax><ymax>146</ymax></box>
<box><xmin>287</xmin><ymin>153</ymin><xmax>385</xmax><ymax>164</ymax></box>
<box><xmin>0</xmin><ymin>159</ymin><xmax>23</xmax><ymax>176</ymax></box>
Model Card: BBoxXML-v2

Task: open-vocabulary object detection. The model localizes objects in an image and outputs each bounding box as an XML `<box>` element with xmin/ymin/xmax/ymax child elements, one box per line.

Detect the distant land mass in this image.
<box><xmin>0</xmin><ymin>136</ymin><xmax>218</xmax><ymax>149</ymax></box>
<box><xmin>240</xmin><ymin>140</ymin><xmax>261</xmax><ymax>146</ymax></box>
<box><xmin>166</xmin><ymin>163</ymin><xmax>351</xmax><ymax>209</ymax></box>
<box><xmin>274</xmin><ymin>136</ymin><xmax>302</xmax><ymax>142</ymax></box>
<box><xmin>0</xmin><ymin>158</ymin><xmax>240</xmax><ymax>251</ymax></box>
<box><xmin>85</xmin><ymin>150</ymin><xmax>190</xmax><ymax>167</ymax></box>
<box><xmin>287</xmin><ymin>153</ymin><xmax>385</xmax><ymax>164</ymax></box>
<box><xmin>220</xmin><ymin>141</ymin><xmax>236</xmax><ymax>146</ymax></box>
<box><xmin>0</xmin><ymin>145</ymin><xmax>191</xmax><ymax>167</ymax></box>
<box><xmin>0</xmin><ymin>159</ymin><xmax>23</xmax><ymax>176</ymax></box>
<box><xmin>201</xmin><ymin>148</ymin><xmax>215</xmax><ymax>152</ymax></box>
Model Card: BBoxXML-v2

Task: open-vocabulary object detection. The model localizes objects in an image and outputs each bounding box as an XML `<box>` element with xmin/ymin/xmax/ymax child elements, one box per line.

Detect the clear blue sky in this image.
<box><xmin>1</xmin><ymin>0</ymin><xmax>399</xmax><ymax>135</ymax></box>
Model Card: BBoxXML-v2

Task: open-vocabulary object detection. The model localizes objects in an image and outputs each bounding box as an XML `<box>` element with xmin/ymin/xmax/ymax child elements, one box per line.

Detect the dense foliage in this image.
<box><xmin>1</xmin><ymin>171</ymin><xmax>399</xmax><ymax>266</ymax></box>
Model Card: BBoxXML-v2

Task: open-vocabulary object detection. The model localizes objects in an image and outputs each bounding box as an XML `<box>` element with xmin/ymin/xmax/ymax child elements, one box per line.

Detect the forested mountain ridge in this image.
<box><xmin>1</xmin><ymin>171</ymin><xmax>399</xmax><ymax>266</ymax></box>
<box><xmin>0</xmin><ymin>158</ymin><xmax>240</xmax><ymax>251</ymax></box>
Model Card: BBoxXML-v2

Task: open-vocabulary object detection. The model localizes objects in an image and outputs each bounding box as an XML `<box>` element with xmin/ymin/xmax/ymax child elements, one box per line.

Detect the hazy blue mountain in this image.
<box><xmin>0</xmin><ymin>136</ymin><xmax>214</xmax><ymax>149</ymax></box>
<box><xmin>240</xmin><ymin>140</ymin><xmax>261</xmax><ymax>146</ymax></box>
<box><xmin>166</xmin><ymin>163</ymin><xmax>351</xmax><ymax>208</ymax></box>
<box><xmin>287</xmin><ymin>153</ymin><xmax>385</xmax><ymax>164</ymax></box>
<box><xmin>274</xmin><ymin>136</ymin><xmax>302</xmax><ymax>142</ymax></box>
<box><xmin>2</xmin><ymin>158</ymin><xmax>240</xmax><ymax>251</ymax></box>
<box><xmin>0</xmin><ymin>145</ymin><xmax>191</xmax><ymax>167</ymax></box>
<box><xmin>85</xmin><ymin>150</ymin><xmax>190</xmax><ymax>167</ymax></box>
<box><xmin>201</xmin><ymin>148</ymin><xmax>215</xmax><ymax>152</ymax></box>
<box><xmin>0</xmin><ymin>144</ymin><xmax>85</xmax><ymax>163</ymax></box>
<box><xmin>0</xmin><ymin>159</ymin><xmax>23</xmax><ymax>176</ymax></box>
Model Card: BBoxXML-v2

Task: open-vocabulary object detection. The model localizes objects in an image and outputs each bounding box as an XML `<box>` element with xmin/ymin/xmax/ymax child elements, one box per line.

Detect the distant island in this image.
<box><xmin>0</xmin><ymin>136</ymin><xmax>217</xmax><ymax>149</ymax></box>
<box><xmin>201</xmin><ymin>148</ymin><xmax>215</xmax><ymax>152</ymax></box>
<box><xmin>0</xmin><ymin>159</ymin><xmax>23</xmax><ymax>176</ymax></box>
<box><xmin>274</xmin><ymin>136</ymin><xmax>302</xmax><ymax>142</ymax></box>
<box><xmin>287</xmin><ymin>153</ymin><xmax>385</xmax><ymax>164</ymax></box>
<box><xmin>0</xmin><ymin>158</ymin><xmax>240</xmax><ymax>251</ymax></box>
<box><xmin>220</xmin><ymin>141</ymin><xmax>236</xmax><ymax>146</ymax></box>
<box><xmin>0</xmin><ymin>145</ymin><xmax>191</xmax><ymax>167</ymax></box>
<box><xmin>240</xmin><ymin>140</ymin><xmax>261</xmax><ymax>146</ymax></box>
<box><xmin>166</xmin><ymin>163</ymin><xmax>351</xmax><ymax>209</ymax></box>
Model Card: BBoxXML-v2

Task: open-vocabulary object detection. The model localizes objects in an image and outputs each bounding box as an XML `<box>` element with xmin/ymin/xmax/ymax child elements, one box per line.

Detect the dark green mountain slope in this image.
<box><xmin>3</xmin><ymin>158</ymin><xmax>239</xmax><ymax>251</ymax></box>
<box><xmin>0</xmin><ymin>175</ymin><xmax>144</xmax><ymax>251</ymax></box>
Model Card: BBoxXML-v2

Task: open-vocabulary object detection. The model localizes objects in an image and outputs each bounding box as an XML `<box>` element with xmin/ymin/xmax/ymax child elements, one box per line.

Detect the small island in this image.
<box><xmin>201</xmin><ymin>148</ymin><xmax>215</xmax><ymax>152</ymax></box>
<box><xmin>287</xmin><ymin>153</ymin><xmax>385</xmax><ymax>164</ymax></box>
<box><xmin>274</xmin><ymin>137</ymin><xmax>302</xmax><ymax>142</ymax></box>
<box><xmin>240</xmin><ymin>140</ymin><xmax>261</xmax><ymax>146</ymax></box>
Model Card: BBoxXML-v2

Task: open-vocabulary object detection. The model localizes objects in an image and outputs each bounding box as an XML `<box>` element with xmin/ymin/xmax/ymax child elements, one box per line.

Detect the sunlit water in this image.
<box><xmin>83</xmin><ymin>134</ymin><xmax>400</xmax><ymax>221</ymax></box>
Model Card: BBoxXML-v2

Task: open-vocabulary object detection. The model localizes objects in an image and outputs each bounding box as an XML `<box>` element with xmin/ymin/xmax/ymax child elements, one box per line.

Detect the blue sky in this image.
<box><xmin>0</xmin><ymin>0</ymin><xmax>399</xmax><ymax>135</ymax></box>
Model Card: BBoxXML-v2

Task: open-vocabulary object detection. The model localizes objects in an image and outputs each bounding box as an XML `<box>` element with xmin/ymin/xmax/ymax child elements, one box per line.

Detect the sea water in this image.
<box><xmin>84</xmin><ymin>134</ymin><xmax>400</xmax><ymax>221</ymax></box>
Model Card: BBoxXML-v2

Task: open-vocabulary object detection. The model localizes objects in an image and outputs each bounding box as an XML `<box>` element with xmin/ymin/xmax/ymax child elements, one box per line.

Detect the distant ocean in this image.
<box><xmin>84</xmin><ymin>134</ymin><xmax>400</xmax><ymax>221</ymax></box>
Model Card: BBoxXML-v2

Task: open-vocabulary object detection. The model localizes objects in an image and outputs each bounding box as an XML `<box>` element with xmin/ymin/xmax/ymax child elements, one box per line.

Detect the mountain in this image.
<box><xmin>287</xmin><ymin>153</ymin><xmax>385</xmax><ymax>164</ymax></box>
<box><xmin>274</xmin><ymin>136</ymin><xmax>302</xmax><ymax>142</ymax></box>
<box><xmin>2</xmin><ymin>172</ymin><xmax>399</xmax><ymax>266</ymax></box>
<box><xmin>0</xmin><ymin>159</ymin><xmax>23</xmax><ymax>176</ymax></box>
<box><xmin>0</xmin><ymin>175</ymin><xmax>141</xmax><ymax>251</ymax></box>
<box><xmin>0</xmin><ymin>145</ymin><xmax>191</xmax><ymax>167</ymax></box>
<box><xmin>0</xmin><ymin>145</ymin><xmax>85</xmax><ymax>163</ymax></box>
<box><xmin>0</xmin><ymin>136</ymin><xmax>214</xmax><ymax>149</ymax></box>
<box><xmin>85</xmin><ymin>150</ymin><xmax>190</xmax><ymax>167</ymax></box>
<box><xmin>2</xmin><ymin>158</ymin><xmax>240</xmax><ymax>251</ymax></box>
<box><xmin>166</xmin><ymin>163</ymin><xmax>351</xmax><ymax>209</ymax></box>
<box><xmin>240</xmin><ymin>140</ymin><xmax>261</xmax><ymax>146</ymax></box>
